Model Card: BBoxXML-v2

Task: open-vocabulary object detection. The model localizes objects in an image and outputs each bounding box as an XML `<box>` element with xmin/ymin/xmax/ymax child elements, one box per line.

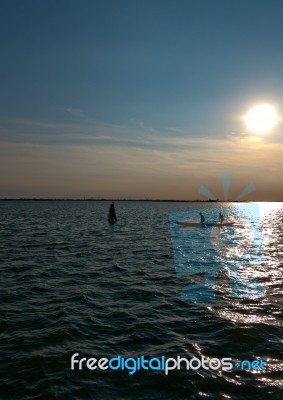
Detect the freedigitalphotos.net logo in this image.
<box><xmin>71</xmin><ymin>353</ymin><xmax>267</xmax><ymax>375</ymax></box>
<box><xmin>169</xmin><ymin>174</ymin><xmax>265</xmax><ymax>302</ymax></box>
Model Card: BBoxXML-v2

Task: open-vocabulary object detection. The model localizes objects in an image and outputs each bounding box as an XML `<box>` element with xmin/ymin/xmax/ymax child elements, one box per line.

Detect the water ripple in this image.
<box><xmin>0</xmin><ymin>201</ymin><xmax>282</xmax><ymax>399</ymax></box>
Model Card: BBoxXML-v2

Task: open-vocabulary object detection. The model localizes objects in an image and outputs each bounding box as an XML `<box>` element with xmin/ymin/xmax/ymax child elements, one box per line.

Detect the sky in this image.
<box><xmin>0</xmin><ymin>0</ymin><xmax>283</xmax><ymax>200</ymax></box>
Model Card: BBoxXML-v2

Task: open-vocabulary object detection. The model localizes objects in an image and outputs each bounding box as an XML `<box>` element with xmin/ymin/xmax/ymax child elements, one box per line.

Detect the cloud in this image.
<box><xmin>167</xmin><ymin>127</ymin><xmax>186</xmax><ymax>134</ymax></box>
<box><xmin>65</xmin><ymin>108</ymin><xmax>86</xmax><ymax>118</ymax></box>
<box><xmin>132</xmin><ymin>119</ymin><xmax>158</xmax><ymax>133</ymax></box>
<box><xmin>227</xmin><ymin>132</ymin><xmax>264</xmax><ymax>143</ymax></box>
<box><xmin>0</xmin><ymin>114</ymin><xmax>282</xmax><ymax>199</ymax></box>
<box><xmin>0</xmin><ymin>130</ymin><xmax>282</xmax><ymax>199</ymax></box>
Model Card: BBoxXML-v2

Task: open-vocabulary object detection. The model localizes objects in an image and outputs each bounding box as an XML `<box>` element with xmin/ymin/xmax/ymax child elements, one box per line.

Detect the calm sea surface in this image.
<box><xmin>1</xmin><ymin>201</ymin><xmax>282</xmax><ymax>399</ymax></box>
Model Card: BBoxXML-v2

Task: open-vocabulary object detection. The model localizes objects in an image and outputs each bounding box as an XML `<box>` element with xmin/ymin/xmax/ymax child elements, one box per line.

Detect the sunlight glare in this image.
<box><xmin>245</xmin><ymin>104</ymin><xmax>279</xmax><ymax>134</ymax></box>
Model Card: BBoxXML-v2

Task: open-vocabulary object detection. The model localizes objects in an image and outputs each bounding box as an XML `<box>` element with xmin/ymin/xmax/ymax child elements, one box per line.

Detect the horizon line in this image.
<box><xmin>0</xmin><ymin>198</ymin><xmax>281</xmax><ymax>203</ymax></box>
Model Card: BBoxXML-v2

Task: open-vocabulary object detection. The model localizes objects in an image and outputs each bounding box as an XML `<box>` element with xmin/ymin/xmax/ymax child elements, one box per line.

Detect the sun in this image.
<box><xmin>244</xmin><ymin>104</ymin><xmax>279</xmax><ymax>134</ymax></box>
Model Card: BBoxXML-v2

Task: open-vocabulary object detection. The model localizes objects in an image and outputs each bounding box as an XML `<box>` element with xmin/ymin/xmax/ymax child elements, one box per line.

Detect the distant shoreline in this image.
<box><xmin>0</xmin><ymin>198</ymin><xmax>280</xmax><ymax>202</ymax></box>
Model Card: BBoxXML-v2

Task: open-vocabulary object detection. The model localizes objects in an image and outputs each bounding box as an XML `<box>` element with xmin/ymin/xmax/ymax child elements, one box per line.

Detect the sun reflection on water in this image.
<box><xmin>212</xmin><ymin>202</ymin><xmax>283</xmax><ymax>327</ymax></box>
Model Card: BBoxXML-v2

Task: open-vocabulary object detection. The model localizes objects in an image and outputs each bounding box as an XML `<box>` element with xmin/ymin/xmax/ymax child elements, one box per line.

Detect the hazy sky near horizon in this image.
<box><xmin>1</xmin><ymin>0</ymin><xmax>283</xmax><ymax>200</ymax></box>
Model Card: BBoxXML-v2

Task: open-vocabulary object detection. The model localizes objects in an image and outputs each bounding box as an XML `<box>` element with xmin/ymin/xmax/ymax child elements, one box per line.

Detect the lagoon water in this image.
<box><xmin>1</xmin><ymin>201</ymin><xmax>282</xmax><ymax>399</ymax></box>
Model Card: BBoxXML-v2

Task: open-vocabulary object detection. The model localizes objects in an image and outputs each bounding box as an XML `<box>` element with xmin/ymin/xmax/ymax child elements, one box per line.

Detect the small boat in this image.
<box><xmin>178</xmin><ymin>221</ymin><xmax>235</xmax><ymax>228</ymax></box>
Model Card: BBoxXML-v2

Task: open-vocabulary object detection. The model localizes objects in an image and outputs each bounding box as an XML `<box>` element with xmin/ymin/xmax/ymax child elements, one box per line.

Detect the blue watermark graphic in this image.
<box><xmin>169</xmin><ymin>174</ymin><xmax>265</xmax><ymax>302</ymax></box>
<box><xmin>71</xmin><ymin>353</ymin><xmax>267</xmax><ymax>375</ymax></box>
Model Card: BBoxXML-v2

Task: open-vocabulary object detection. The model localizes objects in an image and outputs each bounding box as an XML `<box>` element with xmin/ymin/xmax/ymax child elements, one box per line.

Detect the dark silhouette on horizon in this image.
<box><xmin>108</xmin><ymin>202</ymin><xmax>117</xmax><ymax>224</ymax></box>
<box><xmin>200</xmin><ymin>212</ymin><xmax>206</xmax><ymax>227</ymax></box>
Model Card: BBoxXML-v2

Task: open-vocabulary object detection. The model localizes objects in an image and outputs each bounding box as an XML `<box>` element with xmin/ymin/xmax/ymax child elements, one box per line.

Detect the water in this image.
<box><xmin>0</xmin><ymin>201</ymin><xmax>282</xmax><ymax>399</ymax></box>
